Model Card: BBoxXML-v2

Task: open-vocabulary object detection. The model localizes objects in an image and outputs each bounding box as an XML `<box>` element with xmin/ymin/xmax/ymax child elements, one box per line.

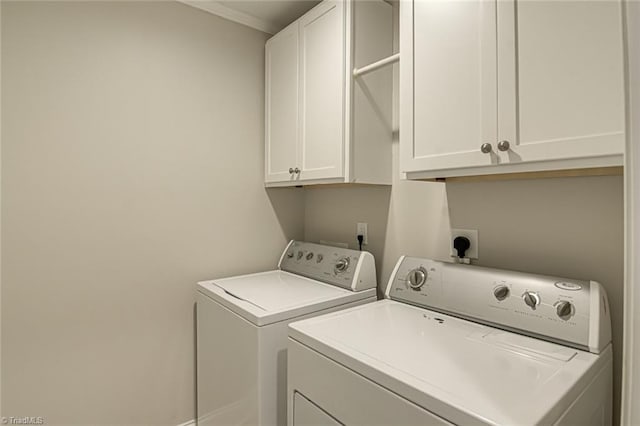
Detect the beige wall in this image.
<box><xmin>623</xmin><ymin>0</ymin><xmax>640</xmax><ymax>422</ymax></box>
<box><xmin>304</xmin><ymin>2</ymin><xmax>624</xmax><ymax>422</ymax></box>
<box><xmin>1</xmin><ymin>2</ymin><xmax>304</xmax><ymax>424</ymax></box>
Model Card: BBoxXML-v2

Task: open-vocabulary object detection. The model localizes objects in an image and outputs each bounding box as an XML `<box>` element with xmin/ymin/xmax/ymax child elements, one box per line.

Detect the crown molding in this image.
<box><xmin>178</xmin><ymin>1</ymin><xmax>279</xmax><ymax>35</ymax></box>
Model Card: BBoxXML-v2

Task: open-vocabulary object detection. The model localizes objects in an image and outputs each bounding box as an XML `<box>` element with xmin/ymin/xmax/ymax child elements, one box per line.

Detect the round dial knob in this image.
<box><xmin>306</xmin><ymin>252</ymin><xmax>314</xmax><ymax>260</ymax></box>
<box><xmin>297</xmin><ymin>251</ymin><xmax>304</xmax><ymax>260</ymax></box>
<box><xmin>286</xmin><ymin>251</ymin><xmax>294</xmax><ymax>258</ymax></box>
<box><xmin>522</xmin><ymin>291</ymin><xmax>540</xmax><ymax>310</ymax></box>
<box><xmin>556</xmin><ymin>301</ymin><xmax>574</xmax><ymax>320</ymax></box>
<box><xmin>407</xmin><ymin>267</ymin><xmax>427</xmax><ymax>289</ymax></box>
<box><xmin>334</xmin><ymin>257</ymin><xmax>350</xmax><ymax>273</ymax></box>
<box><xmin>493</xmin><ymin>285</ymin><xmax>510</xmax><ymax>301</ymax></box>
<box><xmin>316</xmin><ymin>254</ymin><xmax>323</xmax><ymax>263</ymax></box>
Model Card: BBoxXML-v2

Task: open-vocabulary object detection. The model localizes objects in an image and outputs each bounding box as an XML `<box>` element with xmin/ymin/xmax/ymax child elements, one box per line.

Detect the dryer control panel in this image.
<box><xmin>279</xmin><ymin>241</ymin><xmax>376</xmax><ymax>292</ymax></box>
<box><xmin>385</xmin><ymin>256</ymin><xmax>611</xmax><ymax>354</ymax></box>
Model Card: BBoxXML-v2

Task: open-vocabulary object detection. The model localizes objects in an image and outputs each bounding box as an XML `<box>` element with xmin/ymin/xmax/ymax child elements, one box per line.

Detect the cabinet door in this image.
<box><xmin>265</xmin><ymin>24</ymin><xmax>299</xmax><ymax>184</ymax></box>
<box><xmin>298</xmin><ymin>1</ymin><xmax>345</xmax><ymax>181</ymax></box>
<box><xmin>498</xmin><ymin>0</ymin><xmax>625</xmax><ymax>165</ymax></box>
<box><xmin>401</xmin><ymin>0</ymin><xmax>498</xmax><ymax>175</ymax></box>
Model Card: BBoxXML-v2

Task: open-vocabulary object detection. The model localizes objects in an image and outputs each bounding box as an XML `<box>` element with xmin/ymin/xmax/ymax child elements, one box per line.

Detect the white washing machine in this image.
<box><xmin>196</xmin><ymin>241</ymin><xmax>377</xmax><ymax>426</ymax></box>
<box><xmin>288</xmin><ymin>256</ymin><xmax>613</xmax><ymax>425</ymax></box>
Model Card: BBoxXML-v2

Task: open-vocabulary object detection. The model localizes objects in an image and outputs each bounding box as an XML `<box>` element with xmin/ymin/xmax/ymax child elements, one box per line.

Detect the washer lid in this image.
<box><xmin>215</xmin><ymin>270</ymin><xmax>350</xmax><ymax>311</ymax></box>
<box><xmin>288</xmin><ymin>300</ymin><xmax>609</xmax><ymax>426</ymax></box>
<box><xmin>197</xmin><ymin>270</ymin><xmax>375</xmax><ymax>326</ymax></box>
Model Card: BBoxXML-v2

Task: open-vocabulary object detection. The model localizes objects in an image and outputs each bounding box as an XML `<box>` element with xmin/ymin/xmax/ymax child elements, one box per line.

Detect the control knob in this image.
<box><xmin>407</xmin><ymin>267</ymin><xmax>427</xmax><ymax>290</ymax></box>
<box><xmin>555</xmin><ymin>301</ymin><xmax>574</xmax><ymax>320</ymax></box>
<box><xmin>306</xmin><ymin>252</ymin><xmax>314</xmax><ymax>260</ymax></box>
<box><xmin>522</xmin><ymin>291</ymin><xmax>540</xmax><ymax>310</ymax></box>
<box><xmin>493</xmin><ymin>285</ymin><xmax>510</xmax><ymax>301</ymax></box>
<box><xmin>297</xmin><ymin>251</ymin><xmax>304</xmax><ymax>260</ymax></box>
<box><xmin>334</xmin><ymin>257</ymin><xmax>350</xmax><ymax>273</ymax></box>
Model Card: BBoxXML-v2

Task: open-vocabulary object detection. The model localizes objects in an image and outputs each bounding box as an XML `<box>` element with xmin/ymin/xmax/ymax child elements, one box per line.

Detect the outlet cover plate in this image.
<box><xmin>356</xmin><ymin>222</ymin><xmax>368</xmax><ymax>245</ymax></box>
<box><xmin>450</xmin><ymin>228</ymin><xmax>478</xmax><ymax>259</ymax></box>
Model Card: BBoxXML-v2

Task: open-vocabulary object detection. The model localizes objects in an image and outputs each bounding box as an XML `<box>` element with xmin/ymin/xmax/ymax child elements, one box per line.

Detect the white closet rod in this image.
<box><xmin>352</xmin><ymin>53</ymin><xmax>400</xmax><ymax>77</ymax></box>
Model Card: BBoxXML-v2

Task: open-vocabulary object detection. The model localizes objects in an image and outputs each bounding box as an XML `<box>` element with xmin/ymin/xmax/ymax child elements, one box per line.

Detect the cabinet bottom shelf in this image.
<box><xmin>420</xmin><ymin>166</ymin><xmax>623</xmax><ymax>183</ymax></box>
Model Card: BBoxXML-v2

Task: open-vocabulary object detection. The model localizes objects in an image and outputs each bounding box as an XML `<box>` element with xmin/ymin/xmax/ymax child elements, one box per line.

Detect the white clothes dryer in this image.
<box><xmin>288</xmin><ymin>256</ymin><xmax>613</xmax><ymax>425</ymax></box>
<box><xmin>196</xmin><ymin>241</ymin><xmax>377</xmax><ymax>426</ymax></box>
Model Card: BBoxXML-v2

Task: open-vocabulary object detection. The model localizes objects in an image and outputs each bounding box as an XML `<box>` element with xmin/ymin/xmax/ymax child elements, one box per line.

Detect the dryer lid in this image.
<box><xmin>288</xmin><ymin>300</ymin><xmax>608</xmax><ymax>426</ymax></box>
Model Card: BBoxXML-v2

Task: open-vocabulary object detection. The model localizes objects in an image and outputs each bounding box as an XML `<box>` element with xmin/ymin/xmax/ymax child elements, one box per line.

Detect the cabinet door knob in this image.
<box><xmin>294</xmin><ymin>167</ymin><xmax>300</xmax><ymax>174</ymax></box>
<box><xmin>480</xmin><ymin>143</ymin><xmax>492</xmax><ymax>154</ymax></box>
<box><xmin>498</xmin><ymin>140</ymin><xmax>510</xmax><ymax>152</ymax></box>
<box><xmin>289</xmin><ymin>168</ymin><xmax>294</xmax><ymax>174</ymax></box>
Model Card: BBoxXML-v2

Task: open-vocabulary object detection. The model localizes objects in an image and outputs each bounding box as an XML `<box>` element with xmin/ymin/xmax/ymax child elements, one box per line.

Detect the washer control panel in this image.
<box><xmin>279</xmin><ymin>241</ymin><xmax>376</xmax><ymax>292</ymax></box>
<box><xmin>385</xmin><ymin>256</ymin><xmax>611</xmax><ymax>354</ymax></box>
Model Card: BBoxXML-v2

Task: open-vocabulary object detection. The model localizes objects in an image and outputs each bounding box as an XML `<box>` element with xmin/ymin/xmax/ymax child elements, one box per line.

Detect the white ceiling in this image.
<box><xmin>180</xmin><ymin>0</ymin><xmax>321</xmax><ymax>35</ymax></box>
<box><xmin>219</xmin><ymin>1</ymin><xmax>321</xmax><ymax>31</ymax></box>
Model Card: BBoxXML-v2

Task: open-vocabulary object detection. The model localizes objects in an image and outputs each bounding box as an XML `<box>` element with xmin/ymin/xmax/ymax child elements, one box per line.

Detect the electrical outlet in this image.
<box><xmin>450</xmin><ymin>228</ymin><xmax>478</xmax><ymax>259</ymax></box>
<box><xmin>356</xmin><ymin>223</ymin><xmax>368</xmax><ymax>245</ymax></box>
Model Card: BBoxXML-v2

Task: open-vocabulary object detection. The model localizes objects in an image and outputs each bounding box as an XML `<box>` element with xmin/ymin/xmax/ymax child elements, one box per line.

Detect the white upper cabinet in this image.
<box><xmin>299</xmin><ymin>1</ymin><xmax>345</xmax><ymax>181</ymax></box>
<box><xmin>265</xmin><ymin>0</ymin><xmax>393</xmax><ymax>187</ymax></box>
<box><xmin>401</xmin><ymin>0</ymin><xmax>498</xmax><ymax>173</ymax></box>
<box><xmin>265</xmin><ymin>24</ymin><xmax>299</xmax><ymax>184</ymax></box>
<box><xmin>500</xmin><ymin>0</ymin><xmax>625</xmax><ymax>164</ymax></box>
<box><xmin>401</xmin><ymin>0</ymin><xmax>625</xmax><ymax>179</ymax></box>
